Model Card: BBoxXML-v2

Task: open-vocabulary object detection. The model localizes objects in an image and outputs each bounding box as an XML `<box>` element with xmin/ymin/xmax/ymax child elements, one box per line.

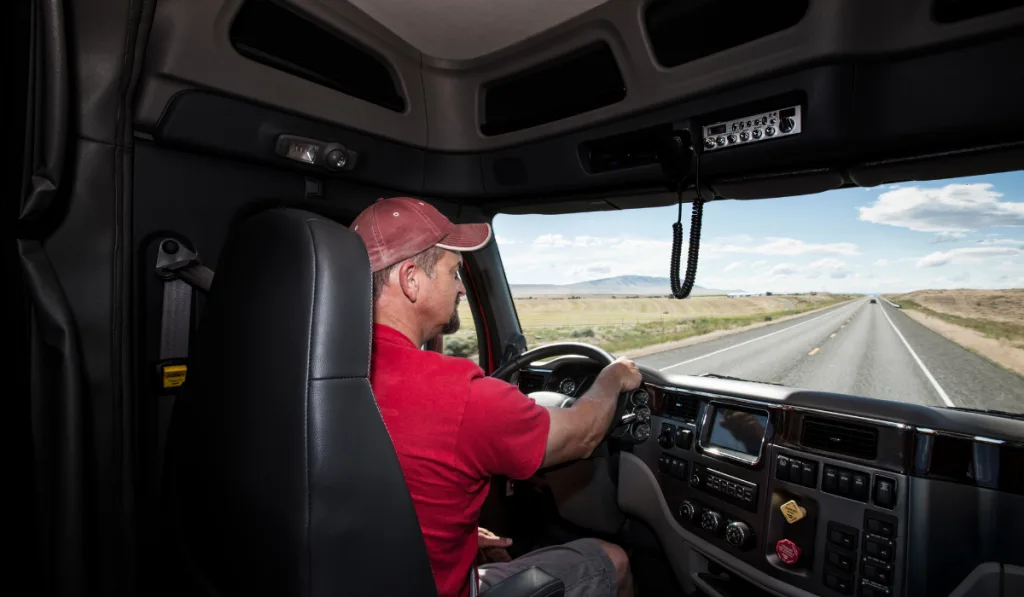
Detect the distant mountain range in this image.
<box><xmin>510</xmin><ymin>275</ymin><xmax>741</xmax><ymax>297</ymax></box>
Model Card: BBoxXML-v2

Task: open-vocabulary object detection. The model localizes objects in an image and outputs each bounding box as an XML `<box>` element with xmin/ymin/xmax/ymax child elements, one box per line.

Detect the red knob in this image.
<box><xmin>776</xmin><ymin>539</ymin><xmax>802</xmax><ymax>565</ymax></box>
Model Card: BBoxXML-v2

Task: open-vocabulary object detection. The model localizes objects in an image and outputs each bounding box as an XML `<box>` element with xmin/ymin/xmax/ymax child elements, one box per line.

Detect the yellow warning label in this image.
<box><xmin>162</xmin><ymin>364</ymin><xmax>188</xmax><ymax>389</ymax></box>
<box><xmin>780</xmin><ymin>499</ymin><xmax>807</xmax><ymax>524</ymax></box>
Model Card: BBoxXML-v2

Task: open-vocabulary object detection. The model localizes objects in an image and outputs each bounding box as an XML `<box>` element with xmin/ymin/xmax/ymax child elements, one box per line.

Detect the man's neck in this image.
<box><xmin>375</xmin><ymin>311</ymin><xmax>425</xmax><ymax>348</ymax></box>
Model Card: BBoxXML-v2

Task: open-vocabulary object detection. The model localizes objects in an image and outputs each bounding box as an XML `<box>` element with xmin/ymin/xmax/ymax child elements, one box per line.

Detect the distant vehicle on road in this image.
<box><xmin>870</xmin><ymin>298</ymin><xmax>877</xmax><ymax>304</ymax></box>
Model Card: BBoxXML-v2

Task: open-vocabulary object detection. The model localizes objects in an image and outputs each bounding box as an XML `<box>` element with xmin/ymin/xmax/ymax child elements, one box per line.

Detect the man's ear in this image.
<box><xmin>396</xmin><ymin>260</ymin><xmax>419</xmax><ymax>302</ymax></box>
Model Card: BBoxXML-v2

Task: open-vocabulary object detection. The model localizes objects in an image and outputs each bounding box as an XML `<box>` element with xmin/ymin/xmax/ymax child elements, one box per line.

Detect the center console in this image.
<box><xmin>637</xmin><ymin>384</ymin><xmax>908</xmax><ymax>596</ymax></box>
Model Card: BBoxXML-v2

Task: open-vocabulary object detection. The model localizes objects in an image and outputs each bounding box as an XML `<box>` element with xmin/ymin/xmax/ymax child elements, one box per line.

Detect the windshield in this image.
<box><xmin>488</xmin><ymin>171</ymin><xmax>1024</xmax><ymax>415</ymax></box>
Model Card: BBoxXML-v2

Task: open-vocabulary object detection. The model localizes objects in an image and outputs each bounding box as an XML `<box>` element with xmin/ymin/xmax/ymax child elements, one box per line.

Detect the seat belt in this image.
<box><xmin>153</xmin><ymin>238</ymin><xmax>213</xmax><ymax>475</ymax></box>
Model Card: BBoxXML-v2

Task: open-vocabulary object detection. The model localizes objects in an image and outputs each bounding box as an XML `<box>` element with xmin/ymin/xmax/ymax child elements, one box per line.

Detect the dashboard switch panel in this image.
<box><xmin>777</xmin><ymin>453</ymin><xmax>819</xmax><ymax>488</ymax></box>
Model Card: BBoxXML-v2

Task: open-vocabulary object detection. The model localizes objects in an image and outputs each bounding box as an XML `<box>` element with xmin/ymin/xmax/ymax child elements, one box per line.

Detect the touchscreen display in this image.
<box><xmin>707</xmin><ymin>407</ymin><xmax>768</xmax><ymax>456</ymax></box>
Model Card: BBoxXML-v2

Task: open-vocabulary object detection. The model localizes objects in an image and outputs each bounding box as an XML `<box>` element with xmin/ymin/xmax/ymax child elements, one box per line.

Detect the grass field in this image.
<box><xmin>889</xmin><ymin>289</ymin><xmax>1024</xmax><ymax>349</ymax></box>
<box><xmin>445</xmin><ymin>293</ymin><xmax>854</xmax><ymax>358</ymax></box>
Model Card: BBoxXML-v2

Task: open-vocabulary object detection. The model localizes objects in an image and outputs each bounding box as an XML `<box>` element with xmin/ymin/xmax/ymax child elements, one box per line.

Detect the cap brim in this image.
<box><xmin>436</xmin><ymin>223</ymin><xmax>493</xmax><ymax>252</ymax></box>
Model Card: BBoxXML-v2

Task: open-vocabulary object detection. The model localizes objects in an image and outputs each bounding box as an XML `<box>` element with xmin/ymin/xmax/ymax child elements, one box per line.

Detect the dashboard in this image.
<box><xmin>516</xmin><ymin>358</ymin><xmax>1024</xmax><ymax>597</ymax></box>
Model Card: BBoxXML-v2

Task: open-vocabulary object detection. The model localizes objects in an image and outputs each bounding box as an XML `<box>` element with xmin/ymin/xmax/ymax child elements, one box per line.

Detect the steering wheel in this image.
<box><xmin>491</xmin><ymin>342</ymin><xmax>633</xmax><ymax>438</ymax></box>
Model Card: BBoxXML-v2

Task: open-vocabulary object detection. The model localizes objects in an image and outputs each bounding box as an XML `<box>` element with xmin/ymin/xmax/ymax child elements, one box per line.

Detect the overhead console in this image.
<box><xmin>619</xmin><ymin>376</ymin><xmax>1024</xmax><ymax>597</ymax></box>
<box><xmin>136</xmin><ymin>0</ymin><xmax>1024</xmax><ymax>201</ymax></box>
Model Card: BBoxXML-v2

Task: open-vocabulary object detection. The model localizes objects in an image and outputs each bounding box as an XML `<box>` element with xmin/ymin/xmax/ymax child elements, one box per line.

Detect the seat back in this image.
<box><xmin>164</xmin><ymin>208</ymin><xmax>437</xmax><ymax>596</ymax></box>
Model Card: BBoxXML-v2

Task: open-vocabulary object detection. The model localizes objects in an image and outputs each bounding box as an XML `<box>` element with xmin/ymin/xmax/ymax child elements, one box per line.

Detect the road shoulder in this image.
<box><xmin>901</xmin><ymin>309</ymin><xmax>1024</xmax><ymax>376</ymax></box>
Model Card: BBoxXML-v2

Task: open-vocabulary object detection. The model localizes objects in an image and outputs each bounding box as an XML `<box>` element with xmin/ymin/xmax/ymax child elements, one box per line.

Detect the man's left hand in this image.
<box><xmin>478</xmin><ymin>527</ymin><xmax>512</xmax><ymax>548</ymax></box>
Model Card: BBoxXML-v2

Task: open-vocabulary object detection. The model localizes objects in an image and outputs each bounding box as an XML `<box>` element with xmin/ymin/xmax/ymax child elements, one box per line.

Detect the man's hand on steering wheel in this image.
<box><xmin>596</xmin><ymin>356</ymin><xmax>644</xmax><ymax>394</ymax></box>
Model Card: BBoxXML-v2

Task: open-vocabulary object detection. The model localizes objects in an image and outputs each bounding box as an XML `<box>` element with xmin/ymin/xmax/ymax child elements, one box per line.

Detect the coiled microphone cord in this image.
<box><xmin>670</xmin><ymin>145</ymin><xmax>706</xmax><ymax>299</ymax></box>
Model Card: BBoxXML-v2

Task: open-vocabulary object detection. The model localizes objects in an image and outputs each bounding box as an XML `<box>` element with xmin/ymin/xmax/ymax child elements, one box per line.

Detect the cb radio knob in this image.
<box><xmin>779</xmin><ymin>117</ymin><xmax>795</xmax><ymax>134</ymax></box>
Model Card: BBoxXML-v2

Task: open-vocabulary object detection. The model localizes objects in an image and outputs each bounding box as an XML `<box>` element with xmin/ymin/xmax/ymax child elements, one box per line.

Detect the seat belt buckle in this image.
<box><xmin>156</xmin><ymin>358</ymin><xmax>188</xmax><ymax>395</ymax></box>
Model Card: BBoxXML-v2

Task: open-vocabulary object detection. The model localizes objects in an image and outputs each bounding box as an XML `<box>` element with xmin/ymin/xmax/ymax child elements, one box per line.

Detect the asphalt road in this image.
<box><xmin>635</xmin><ymin>298</ymin><xmax>1024</xmax><ymax>412</ymax></box>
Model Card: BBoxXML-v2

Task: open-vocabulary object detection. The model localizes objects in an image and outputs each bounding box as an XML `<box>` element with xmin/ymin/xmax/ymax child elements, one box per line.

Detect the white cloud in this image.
<box><xmin>978</xmin><ymin>238</ymin><xmax>1024</xmax><ymax>246</ymax></box>
<box><xmin>932</xmin><ymin>231</ymin><xmax>966</xmax><ymax>243</ymax></box>
<box><xmin>723</xmin><ymin>261</ymin><xmax>745</xmax><ymax>272</ymax></box>
<box><xmin>768</xmin><ymin>263</ymin><xmax>799</xmax><ymax>277</ymax></box>
<box><xmin>533</xmin><ymin>233</ymin><xmax>571</xmax><ymax>248</ymax></box>
<box><xmin>859</xmin><ymin>183</ymin><xmax>1024</xmax><ymax>233</ymax></box>
<box><xmin>572</xmin><ymin>235</ymin><xmax>609</xmax><ymax>247</ymax></box>
<box><xmin>808</xmin><ymin>258</ymin><xmax>851</xmax><ymax>279</ymax></box>
<box><xmin>874</xmin><ymin>259</ymin><xmax>890</xmax><ymax>267</ymax></box>
<box><xmin>750</xmin><ymin>260</ymin><xmax>768</xmax><ymax>268</ymax></box>
<box><xmin>916</xmin><ymin>246</ymin><xmax>1023</xmax><ymax>268</ymax></box>
<box><xmin>496</xmin><ymin>235</ymin><xmax>517</xmax><ymax>245</ymax></box>
<box><xmin>707</xmin><ymin>237</ymin><xmax>861</xmax><ymax>257</ymax></box>
<box><xmin>569</xmin><ymin>262</ymin><xmax>613</xmax><ymax>278</ymax></box>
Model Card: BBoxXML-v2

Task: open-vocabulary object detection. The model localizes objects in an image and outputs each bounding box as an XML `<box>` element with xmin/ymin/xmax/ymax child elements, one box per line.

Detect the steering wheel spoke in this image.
<box><xmin>492</xmin><ymin>342</ymin><xmax>647</xmax><ymax>445</ymax></box>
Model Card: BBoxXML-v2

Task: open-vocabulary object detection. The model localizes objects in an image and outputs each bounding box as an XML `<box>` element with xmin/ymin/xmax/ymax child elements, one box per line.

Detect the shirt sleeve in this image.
<box><xmin>456</xmin><ymin>375</ymin><xmax>551</xmax><ymax>480</ymax></box>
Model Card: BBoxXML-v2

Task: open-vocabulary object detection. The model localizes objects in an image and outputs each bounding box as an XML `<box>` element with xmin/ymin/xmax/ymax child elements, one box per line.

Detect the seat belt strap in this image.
<box><xmin>153</xmin><ymin>238</ymin><xmax>210</xmax><ymax>478</ymax></box>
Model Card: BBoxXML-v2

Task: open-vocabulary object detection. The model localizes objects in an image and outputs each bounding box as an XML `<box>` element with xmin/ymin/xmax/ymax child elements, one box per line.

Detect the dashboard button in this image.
<box><xmin>828</xmin><ymin>523</ymin><xmax>858</xmax><ymax>550</ymax></box>
<box><xmin>827</xmin><ymin>549</ymin><xmax>854</xmax><ymax>572</ymax></box>
<box><xmin>866</xmin><ymin>518</ymin><xmax>895</xmax><ymax>540</ymax></box>
<box><xmin>863</xmin><ymin>561</ymin><xmax>893</xmax><ymax>586</ymax></box>
<box><xmin>875</xmin><ymin>477</ymin><xmax>897</xmax><ymax>509</ymax></box>
<box><xmin>777</xmin><ymin>455</ymin><xmax>790</xmax><ymax>481</ymax></box>
<box><xmin>801</xmin><ymin>461</ymin><xmax>818</xmax><ymax>487</ymax></box>
<box><xmin>674</xmin><ymin>427</ymin><xmax>693</xmax><ymax>450</ymax></box>
<box><xmin>823</xmin><ymin>466</ymin><xmax>838</xmax><ymax>493</ymax></box>
<box><xmin>860</xmin><ymin>582</ymin><xmax>891</xmax><ymax>597</ymax></box>
<box><xmin>789</xmin><ymin>458</ymin><xmax>803</xmax><ymax>482</ymax></box>
<box><xmin>865</xmin><ymin>539</ymin><xmax>894</xmax><ymax>562</ymax></box>
<box><xmin>852</xmin><ymin>473</ymin><xmax>869</xmax><ymax>501</ymax></box>
<box><xmin>824</xmin><ymin>573</ymin><xmax>853</xmax><ymax>594</ymax></box>
<box><xmin>776</xmin><ymin>539</ymin><xmax>802</xmax><ymax>565</ymax></box>
<box><xmin>838</xmin><ymin>470</ymin><xmax>852</xmax><ymax>496</ymax></box>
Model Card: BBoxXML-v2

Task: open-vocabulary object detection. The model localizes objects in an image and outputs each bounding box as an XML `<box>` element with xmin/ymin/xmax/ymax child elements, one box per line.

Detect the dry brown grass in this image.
<box><xmin>890</xmin><ymin>289</ymin><xmax>1024</xmax><ymax>348</ymax></box>
<box><xmin>464</xmin><ymin>293</ymin><xmax>840</xmax><ymax>329</ymax></box>
<box><xmin>892</xmin><ymin>289</ymin><xmax>1024</xmax><ymax>325</ymax></box>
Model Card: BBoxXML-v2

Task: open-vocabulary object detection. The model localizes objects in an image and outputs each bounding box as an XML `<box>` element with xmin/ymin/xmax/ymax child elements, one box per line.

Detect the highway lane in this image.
<box><xmin>636</xmin><ymin>298</ymin><xmax>1024</xmax><ymax>412</ymax></box>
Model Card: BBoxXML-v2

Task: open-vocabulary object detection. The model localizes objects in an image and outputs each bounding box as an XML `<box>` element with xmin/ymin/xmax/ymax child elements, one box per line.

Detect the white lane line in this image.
<box><xmin>879</xmin><ymin>304</ymin><xmax>955</xmax><ymax>407</ymax></box>
<box><xmin>659</xmin><ymin>304</ymin><xmax>855</xmax><ymax>371</ymax></box>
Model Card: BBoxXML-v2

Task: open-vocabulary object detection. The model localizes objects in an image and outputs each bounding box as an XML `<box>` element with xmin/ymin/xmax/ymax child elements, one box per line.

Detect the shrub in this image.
<box><xmin>570</xmin><ymin>327</ymin><xmax>596</xmax><ymax>338</ymax></box>
<box><xmin>444</xmin><ymin>336</ymin><xmax>478</xmax><ymax>358</ymax></box>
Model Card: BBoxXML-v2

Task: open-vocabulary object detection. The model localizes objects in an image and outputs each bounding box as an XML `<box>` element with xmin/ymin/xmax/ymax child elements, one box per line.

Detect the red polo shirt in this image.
<box><xmin>370</xmin><ymin>324</ymin><xmax>551</xmax><ymax>597</ymax></box>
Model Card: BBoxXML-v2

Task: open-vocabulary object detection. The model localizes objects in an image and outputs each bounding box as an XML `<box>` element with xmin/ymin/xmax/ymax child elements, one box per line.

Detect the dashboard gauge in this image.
<box><xmin>558</xmin><ymin>378</ymin><xmax>577</xmax><ymax>395</ymax></box>
<box><xmin>631</xmin><ymin>423</ymin><xmax>651</xmax><ymax>442</ymax></box>
<box><xmin>631</xmin><ymin>388</ymin><xmax>650</xmax><ymax>406</ymax></box>
<box><xmin>636</xmin><ymin>407</ymin><xmax>651</xmax><ymax>423</ymax></box>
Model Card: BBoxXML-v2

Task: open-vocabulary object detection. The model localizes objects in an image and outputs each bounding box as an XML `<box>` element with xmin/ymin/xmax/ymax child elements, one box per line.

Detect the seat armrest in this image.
<box><xmin>481</xmin><ymin>566</ymin><xmax>565</xmax><ymax>597</ymax></box>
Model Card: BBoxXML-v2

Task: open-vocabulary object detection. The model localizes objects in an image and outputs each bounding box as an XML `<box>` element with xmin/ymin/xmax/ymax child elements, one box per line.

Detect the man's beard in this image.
<box><xmin>441</xmin><ymin>299</ymin><xmax>461</xmax><ymax>335</ymax></box>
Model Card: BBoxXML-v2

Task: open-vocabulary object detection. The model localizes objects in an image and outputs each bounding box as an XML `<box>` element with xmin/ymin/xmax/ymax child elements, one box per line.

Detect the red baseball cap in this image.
<box><xmin>350</xmin><ymin>197</ymin><xmax>493</xmax><ymax>272</ymax></box>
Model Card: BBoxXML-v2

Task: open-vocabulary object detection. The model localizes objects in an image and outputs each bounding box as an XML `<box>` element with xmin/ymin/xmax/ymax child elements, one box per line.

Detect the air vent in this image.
<box><xmin>664</xmin><ymin>392</ymin><xmax>700</xmax><ymax>422</ymax></box>
<box><xmin>801</xmin><ymin>417</ymin><xmax>878</xmax><ymax>460</ymax></box>
<box><xmin>482</xmin><ymin>43</ymin><xmax>626</xmax><ymax>136</ymax></box>
<box><xmin>933</xmin><ymin>0</ymin><xmax>1024</xmax><ymax>23</ymax></box>
<box><xmin>230</xmin><ymin>0</ymin><xmax>405</xmax><ymax>112</ymax></box>
<box><xmin>517</xmin><ymin>372</ymin><xmax>545</xmax><ymax>394</ymax></box>
<box><xmin>645</xmin><ymin>0</ymin><xmax>809</xmax><ymax>68</ymax></box>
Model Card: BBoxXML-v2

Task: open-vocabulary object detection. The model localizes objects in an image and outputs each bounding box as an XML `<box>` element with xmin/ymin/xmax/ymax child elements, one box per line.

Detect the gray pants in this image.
<box><xmin>478</xmin><ymin>539</ymin><xmax>617</xmax><ymax>597</ymax></box>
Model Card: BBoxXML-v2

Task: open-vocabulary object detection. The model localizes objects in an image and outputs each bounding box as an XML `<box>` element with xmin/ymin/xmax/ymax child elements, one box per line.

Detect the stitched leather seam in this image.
<box><xmin>303</xmin><ymin>216</ymin><xmax>317</xmax><ymax>592</ymax></box>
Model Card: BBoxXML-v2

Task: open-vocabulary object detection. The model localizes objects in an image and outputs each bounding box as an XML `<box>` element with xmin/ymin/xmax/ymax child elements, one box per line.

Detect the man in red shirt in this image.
<box><xmin>351</xmin><ymin>198</ymin><xmax>641</xmax><ymax>597</ymax></box>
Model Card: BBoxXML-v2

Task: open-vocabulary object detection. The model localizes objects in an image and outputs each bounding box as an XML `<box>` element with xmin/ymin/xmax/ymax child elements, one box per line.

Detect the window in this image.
<box><xmin>493</xmin><ymin>170</ymin><xmax>1024</xmax><ymax>414</ymax></box>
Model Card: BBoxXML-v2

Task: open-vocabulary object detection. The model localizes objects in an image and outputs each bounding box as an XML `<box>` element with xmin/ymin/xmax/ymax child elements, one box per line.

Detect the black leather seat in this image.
<box><xmin>163</xmin><ymin>208</ymin><xmax>563</xmax><ymax>597</ymax></box>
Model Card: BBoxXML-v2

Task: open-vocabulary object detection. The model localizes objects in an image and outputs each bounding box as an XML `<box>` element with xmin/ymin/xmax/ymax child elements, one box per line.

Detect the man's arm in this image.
<box><xmin>541</xmin><ymin>357</ymin><xmax>642</xmax><ymax>468</ymax></box>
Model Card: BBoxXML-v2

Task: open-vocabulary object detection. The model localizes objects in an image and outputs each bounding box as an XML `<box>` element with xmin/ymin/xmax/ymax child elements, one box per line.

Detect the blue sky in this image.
<box><xmin>492</xmin><ymin>172</ymin><xmax>1024</xmax><ymax>293</ymax></box>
